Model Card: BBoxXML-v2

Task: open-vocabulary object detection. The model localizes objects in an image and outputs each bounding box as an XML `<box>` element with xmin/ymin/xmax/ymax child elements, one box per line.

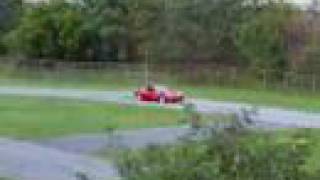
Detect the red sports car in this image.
<box><xmin>134</xmin><ymin>85</ymin><xmax>184</xmax><ymax>104</ymax></box>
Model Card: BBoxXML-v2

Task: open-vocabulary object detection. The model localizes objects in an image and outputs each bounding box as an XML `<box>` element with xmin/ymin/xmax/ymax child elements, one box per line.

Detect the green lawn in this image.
<box><xmin>1</xmin><ymin>74</ymin><xmax>320</xmax><ymax>111</ymax></box>
<box><xmin>181</xmin><ymin>86</ymin><xmax>320</xmax><ymax>111</ymax></box>
<box><xmin>0</xmin><ymin>96</ymin><xmax>183</xmax><ymax>139</ymax></box>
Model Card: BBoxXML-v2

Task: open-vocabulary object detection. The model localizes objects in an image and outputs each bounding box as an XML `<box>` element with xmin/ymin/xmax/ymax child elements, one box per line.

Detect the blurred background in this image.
<box><xmin>0</xmin><ymin>1</ymin><xmax>320</xmax><ymax>180</ymax></box>
<box><xmin>0</xmin><ymin>0</ymin><xmax>319</xmax><ymax>93</ymax></box>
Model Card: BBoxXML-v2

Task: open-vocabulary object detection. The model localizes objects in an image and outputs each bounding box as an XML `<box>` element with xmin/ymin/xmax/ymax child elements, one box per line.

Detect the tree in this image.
<box><xmin>0</xmin><ymin>0</ymin><xmax>22</xmax><ymax>30</ymax></box>
<box><xmin>236</xmin><ymin>3</ymin><xmax>294</xmax><ymax>70</ymax></box>
<box><xmin>4</xmin><ymin>0</ymin><xmax>300</xmax><ymax>67</ymax></box>
<box><xmin>74</xmin><ymin>0</ymin><xmax>129</xmax><ymax>61</ymax></box>
<box><xmin>0</xmin><ymin>0</ymin><xmax>23</xmax><ymax>54</ymax></box>
<box><xmin>5</xmin><ymin>0</ymin><xmax>133</xmax><ymax>61</ymax></box>
<box><xmin>5</xmin><ymin>0</ymin><xmax>85</xmax><ymax>59</ymax></box>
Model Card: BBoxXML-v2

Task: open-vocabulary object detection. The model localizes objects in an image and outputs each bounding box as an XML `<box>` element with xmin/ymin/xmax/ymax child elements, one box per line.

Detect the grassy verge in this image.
<box><xmin>0</xmin><ymin>75</ymin><xmax>320</xmax><ymax>111</ymax></box>
<box><xmin>0</xmin><ymin>96</ymin><xmax>183</xmax><ymax>139</ymax></box>
<box><xmin>0</xmin><ymin>77</ymin><xmax>137</xmax><ymax>90</ymax></box>
<box><xmin>103</xmin><ymin>129</ymin><xmax>320</xmax><ymax>179</ymax></box>
<box><xmin>181</xmin><ymin>86</ymin><xmax>320</xmax><ymax>111</ymax></box>
<box><xmin>247</xmin><ymin>129</ymin><xmax>320</xmax><ymax>176</ymax></box>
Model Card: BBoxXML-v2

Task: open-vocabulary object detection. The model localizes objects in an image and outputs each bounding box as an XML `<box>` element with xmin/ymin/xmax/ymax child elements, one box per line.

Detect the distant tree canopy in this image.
<box><xmin>0</xmin><ymin>0</ymin><xmax>22</xmax><ymax>29</ymax></box>
<box><xmin>4</xmin><ymin>0</ymin><xmax>253</xmax><ymax>62</ymax></box>
<box><xmin>0</xmin><ymin>0</ymin><xmax>23</xmax><ymax>53</ymax></box>
<box><xmin>1</xmin><ymin>0</ymin><xmax>317</xmax><ymax>71</ymax></box>
<box><xmin>5</xmin><ymin>0</ymin><xmax>127</xmax><ymax>61</ymax></box>
<box><xmin>148</xmin><ymin>0</ymin><xmax>250</xmax><ymax>64</ymax></box>
<box><xmin>236</xmin><ymin>3</ymin><xmax>295</xmax><ymax>71</ymax></box>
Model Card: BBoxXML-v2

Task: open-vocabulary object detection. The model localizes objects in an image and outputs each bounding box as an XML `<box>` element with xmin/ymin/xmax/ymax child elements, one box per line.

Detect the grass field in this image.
<box><xmin>0</xmin><ymin>67</ymin><xmax>320</xmax><ymax>112</ymax></box>
<box><xmin>1</xmin><ymin>77</ymin><xmax>320</xmax><ymax>112</ymax></box>
<box><xmin>181</xmin><ymin>86</ymin><xmax>320</xmax><ymax>111</ymax></box>
<box><xmin>0</xmin><ymin>96</ymin><xmax>183</xmax><ymax>139</ymax></box>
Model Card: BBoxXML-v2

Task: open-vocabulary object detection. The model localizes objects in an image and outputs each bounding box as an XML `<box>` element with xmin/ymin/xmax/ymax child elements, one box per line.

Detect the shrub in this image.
<box><xmin>117</xmin><ymin>130</ymin><xmax>317</xmax><ymax>180</ymax></box>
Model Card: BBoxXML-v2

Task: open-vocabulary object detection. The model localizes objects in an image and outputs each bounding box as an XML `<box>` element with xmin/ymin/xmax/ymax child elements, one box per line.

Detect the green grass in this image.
<box><xmin>2</xmin><ymin>78</ymin><xmax>320</xmax><ymax>111</ymax></box>
<box><xmin>0</xmin><ymin>76</ymin><xmax>137</xmax><ymax>90</ymax></box>
<box><xmin>1</xmin><ymin>70</ymin><xmax>320</xmax><ymax>111</ymax></box>
<box><xmin>297</xmin><ymin>130</ymin><xmax>320</xmax><ymax>175</ymax></box>
<box><xmin>240</xmin><ymin>129</ymin><xmax>320</xmax><ymax>175</ymax></box>
<box><xmin>180</xmin><ymin>86</ymin><xmax>320</xmax><ymax>111</ymax></box>
<box><xmin>259</xmin><ymin>129</ymin><xmax>320</xmax><ymax>175</ymax></box>
<box><xmin>0</xmin><ymin>96</ymin><xmax>183</xmax><ymax>139</ymax></box>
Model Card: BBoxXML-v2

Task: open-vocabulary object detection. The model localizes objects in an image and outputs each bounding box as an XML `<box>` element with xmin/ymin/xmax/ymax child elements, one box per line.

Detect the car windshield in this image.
<box><xmin>155</xmin><ymin>85</ymin><xmax>167</xmax><ymax>91</ymax></box>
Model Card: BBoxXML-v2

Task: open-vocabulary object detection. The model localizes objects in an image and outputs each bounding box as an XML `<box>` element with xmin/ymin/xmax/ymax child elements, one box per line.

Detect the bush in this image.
<box><xmin>236</xmin><ymin>4</ymin><xmax>294</xmax><ymax>71</ymax></box>
<box><xmin>117</xmin><ymin>130</ymin><xmax>318</xmax><ymax>180</ymax></box>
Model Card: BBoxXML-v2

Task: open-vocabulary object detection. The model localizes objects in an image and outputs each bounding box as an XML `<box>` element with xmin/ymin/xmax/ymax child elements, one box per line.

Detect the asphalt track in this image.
<box><xmin>0</xmin><ymin>86</ymin><xmax>319</xmax><ymax>128</ymax></box>
<box><xmin>0</xmin><ymin>86</ymin><xmax>319</xmax><ymax>179</ymax></box>
<box><xmin>0</xmin><ymin>138</ymin><xmax>119</xmax><ymax>180</ymax></box>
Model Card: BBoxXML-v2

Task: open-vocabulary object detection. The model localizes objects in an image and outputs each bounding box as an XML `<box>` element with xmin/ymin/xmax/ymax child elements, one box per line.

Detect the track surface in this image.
<box><xmin>40</xmin><ymin>127</ymin><xmax>190</xmax><ymax>154</ymax></box>
<box><xmin>0</xmin><ymin>138</ymin><xmax>119</xmax><ymax>180</ymax></box>
<box><xmin>0</xmin><ymin>86</ymin><xmax>320</xmax><ymax>179</ymax></box>
<box><xmin>0</xmin><ymin>86</ymin><xmax>320</xmax><ymax>128</ymax></box>
<box><xmin>0</xmin><ymin>128</ymin><xmax>190</xmax><ymax>180</ymax></box>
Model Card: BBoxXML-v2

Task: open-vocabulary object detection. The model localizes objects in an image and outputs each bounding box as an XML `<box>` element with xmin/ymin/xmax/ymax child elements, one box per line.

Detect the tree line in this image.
<box><xmin>0</xmin><ymin>0</ymin><xmax>319</xmax><ymax>72</ymax></box>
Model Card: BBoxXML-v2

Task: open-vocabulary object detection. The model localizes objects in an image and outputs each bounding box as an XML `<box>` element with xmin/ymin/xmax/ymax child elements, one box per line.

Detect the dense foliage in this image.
<box><xmin>237</xmin><ymin>4</ymin><xmax>294</xmax><ymax>71</ymax></box>
<box><xmin>4</xmin><ymin>0</ymin><xmax>128</xmax><ymax>61</ymax></box>
<box><xmin>0</xmin><ymin>0</ymin><xmax>22</xmax><ymax>54</ymax></box>
<box><xmin>118</xmin><ymin>130</ymin><xmax>318</xmax><ymax>180</ymax></box>
<box><xmin>0</xmin><ymin>0</ymin><xmax>318</xmax><ymax>71</ymax></box>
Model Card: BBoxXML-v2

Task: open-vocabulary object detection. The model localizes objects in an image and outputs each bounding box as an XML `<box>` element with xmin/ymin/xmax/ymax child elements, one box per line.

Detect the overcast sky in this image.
<box><xmin>24</xmin><ymin>0</ymin><xmax>318</xmax><ymax>9</ymax></box>
<box><xmin>289</xmin><ymin>0</ymin><xmax>314</xmax><ymax>6</ymax></box>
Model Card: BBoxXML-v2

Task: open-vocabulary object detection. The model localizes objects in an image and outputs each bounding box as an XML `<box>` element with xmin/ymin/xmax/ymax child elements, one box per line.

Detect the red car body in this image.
<box><xmin>135</xmin><ymin>86</ymin><xmax>184</xmax><ymax>104</ymax></box>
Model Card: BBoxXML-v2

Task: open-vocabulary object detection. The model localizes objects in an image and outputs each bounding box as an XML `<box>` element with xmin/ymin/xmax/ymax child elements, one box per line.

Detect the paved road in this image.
<box><xmin>0</xmin><ymin>138</ymin><xmax>119</xmax><ymax>180</ymax></box>
<box><xmin>0</xmin><ymin>86</ymin><xmax>320</xmax><ymax>179</ymax></box>
<box><xmin>193</xmin><ymin>99</ymin><xmax>320</xmax><ymax>128</ymax></box>
<box><xmin>40</xmin><ymin>127</ymin><xmax>190</xmax><ymax>154</ymax></box>
<box><xmin>0</xmin><ymin>127</ymin><xmax>192</xmax><ymax>180</ymax></box>
<box><xmin>0</xmin><ymin>86</ymin><xmax>320</xmax><ymax>128</ymax></box>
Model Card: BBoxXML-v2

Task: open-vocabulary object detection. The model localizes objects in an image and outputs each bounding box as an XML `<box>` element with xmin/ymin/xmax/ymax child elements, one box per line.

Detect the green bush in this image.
<box><xmin>117</xmin><ymin>130</ymin><xmax>318</xmax><ymax>180</ymax></box>
<box><xmin>236</xmin><ymin>4</ymin><xmax>294</xmax><ymax>71</ymax></box>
